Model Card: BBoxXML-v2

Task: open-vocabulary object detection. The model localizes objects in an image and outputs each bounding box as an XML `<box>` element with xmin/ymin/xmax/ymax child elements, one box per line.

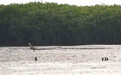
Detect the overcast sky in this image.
<box><xmin>0</xmin><ymin>0</ymin><xmax>121</xmax><ymax>6</ymax></box>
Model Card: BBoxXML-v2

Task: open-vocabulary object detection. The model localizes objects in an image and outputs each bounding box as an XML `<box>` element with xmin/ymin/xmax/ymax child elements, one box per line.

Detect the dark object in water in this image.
<box><xmin>102</xmin><ymin>57</ymin><xmax>109</xmax><ymax>61</ymax></box>
<box><xmin>35</xmin><ymin>57</ymin><xmax>37</xmax><ymax>61</ymax></box>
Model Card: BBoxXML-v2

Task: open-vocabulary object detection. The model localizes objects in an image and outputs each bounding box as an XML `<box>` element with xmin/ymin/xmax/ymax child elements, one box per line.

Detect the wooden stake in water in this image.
<box><xmin>102</xmin><ymin>57</ymin><xmax>109</xmax><ymax>61</ymax></box>
<box><xmin>35</xmin><ymin>57</ymin><xmax>37</xmax><ymax>61</ymax></box>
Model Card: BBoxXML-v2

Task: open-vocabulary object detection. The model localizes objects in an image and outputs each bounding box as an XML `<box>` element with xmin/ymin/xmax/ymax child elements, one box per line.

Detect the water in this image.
<box><xmin>0</xmin><ymin>45</ymin><xmax>121</xmax><ymax>75</ymax></box>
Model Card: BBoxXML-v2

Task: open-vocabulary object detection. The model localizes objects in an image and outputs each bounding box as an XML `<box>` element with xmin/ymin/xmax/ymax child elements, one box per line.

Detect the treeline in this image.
<box><xmin>0</xmin><ymin>2</ymin><xmax>121</xmax><ymax>46</ymax></box>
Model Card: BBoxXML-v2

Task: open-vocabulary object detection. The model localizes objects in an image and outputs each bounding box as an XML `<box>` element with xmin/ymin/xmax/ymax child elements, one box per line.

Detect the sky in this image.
<box><xmin>0</xmin><ymin>0</ymin><xmax>121</xmax><ymax>6</ymax></box>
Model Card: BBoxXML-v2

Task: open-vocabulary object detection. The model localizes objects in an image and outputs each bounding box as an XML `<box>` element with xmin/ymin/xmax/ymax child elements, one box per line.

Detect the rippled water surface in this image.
<box><xmin>0</xmin><ymin>45</ymin><xmax>121</xmax><ymax>75</ymax></box>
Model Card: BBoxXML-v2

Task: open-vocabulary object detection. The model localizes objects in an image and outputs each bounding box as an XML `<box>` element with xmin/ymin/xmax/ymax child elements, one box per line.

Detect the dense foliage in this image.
<box><xmin>0</xmin><ymin>2</ymin><xmax>121</xmax><ymax>46</ymax></box>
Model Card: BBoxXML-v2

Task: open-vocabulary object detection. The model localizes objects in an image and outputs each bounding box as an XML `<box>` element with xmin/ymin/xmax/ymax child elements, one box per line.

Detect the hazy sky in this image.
<box><xmin>0</xmin><ymin>0</ymin><xmax>121</xmax><ymax>6</ymax></box>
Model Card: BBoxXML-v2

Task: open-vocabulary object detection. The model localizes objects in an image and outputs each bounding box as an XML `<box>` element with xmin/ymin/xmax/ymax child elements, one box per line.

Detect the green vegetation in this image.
<box><xmin>0</xmin><ymin>2</ymin><xmax>121</xmax><ymax>46</ymax></box>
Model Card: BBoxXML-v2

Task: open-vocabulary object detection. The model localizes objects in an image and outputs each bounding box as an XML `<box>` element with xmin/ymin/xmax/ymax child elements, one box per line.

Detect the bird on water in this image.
<box><xmin>28</xmin><ymin>43</ymin><xmax>36</xmax><ymax>51</ymax></box>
